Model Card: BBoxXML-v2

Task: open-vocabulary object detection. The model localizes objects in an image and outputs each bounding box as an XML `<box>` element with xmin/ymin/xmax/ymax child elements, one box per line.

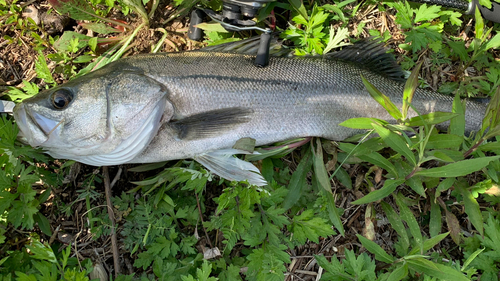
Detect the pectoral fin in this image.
<box><xmin>194</xmin><ymin>149</ymin><xmax>267</xmax><ymax>186</ymax></box>
<box><xmin>170</xmin><ymin>107</ymin><xmax>253</xmax><ymax>140</ymax></box>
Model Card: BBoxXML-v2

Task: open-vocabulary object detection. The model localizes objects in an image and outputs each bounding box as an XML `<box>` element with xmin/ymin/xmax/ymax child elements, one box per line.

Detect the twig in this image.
<box><xmin>110</xmin><ymin>167</ymin><xmax>123</xmax><ymax>189</ymax></box>
<box><xmin>195</xmin><ymin>192</ymin><xmax>213</xmax><ymax>249</ymax></box>
<box><xmin>103</xmin><ymin>166</ymin><xmax>121</xmax><ymax>276</ymax></box>
<box><xmin>48</xmin><ymin>225</ymin><xmax>61</xmax><ymax>245</ymax></box>
<box><xmin>463</xmin><ymin>139</ymin><xmax>484</xmax><ymax>158</ymax></box>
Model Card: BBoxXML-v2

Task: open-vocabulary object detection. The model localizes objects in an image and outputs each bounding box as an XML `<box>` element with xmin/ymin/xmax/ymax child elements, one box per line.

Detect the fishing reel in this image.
<box><xmin>188</xmin><ymin>0</ymin><xmax>276</xmax><ymax>67</ymax></box>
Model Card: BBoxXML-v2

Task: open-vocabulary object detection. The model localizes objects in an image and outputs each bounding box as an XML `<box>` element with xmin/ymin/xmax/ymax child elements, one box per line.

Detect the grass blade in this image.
<box><xmin>361</xmin><ymin>75</ymin><xmax>402</xmax><ymax>120</ymax></box>
<box><xmin>312</xmin><ymin>138</ymin><xmax>332</xmax><ymax>194</ymax></box>
<box><xmin>356</xmin><ymin>234</ymin><xmax>395</xmax><ymax>263</ymax></box>
<box><xmin>282</xmin><ymin>149</ymin><xmax>313</xmax><ymax>210</ymax></box>
<box><xmin>322</xmin><ymin>189</ymin><xmax>345</xmax><ymax>236</ymax></box>
<box><xmin>405</xmin><ymin>112</ymin><xmax>458</xmax><ymax>127</ymax></box>
<box><xmin>372</xmin><ymin>123</ymin><xmax>416</xmax><ymax>166</ymax></box>
<box><xmin>396</xmin><ymin>193</ymin><xmax>423</xmax><ymax>254</ymax></box>
<box><xmin>402</xmin><ymin>62</ymin><xmax>422</xmax><ymax>120</ymax></box>
<box><xmin>456</xmin><ymin>180</ymin><xmax>484</xmax><ymax>236</ymax></box>
<box><xmin>414</xmin><ymin>156</ymin><xmax>500</xmax><ymax>177</ymax></box>
<box><xmin>449</xmin><ymin>92</ymin><xmax>466</xmax><ymax>136</ymax></box>
<box><xmin>352</xmin><ymin>179</ymin><xmax>405</xmax><ymax>205</ymax></box>
<box><xmin>381</xmin><ymin>201</ymin><xmax>410</xmax><ymax>250</ymax></box>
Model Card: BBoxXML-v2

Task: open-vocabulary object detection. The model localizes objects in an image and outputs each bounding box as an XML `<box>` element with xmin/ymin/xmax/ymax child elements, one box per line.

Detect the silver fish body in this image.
<box><xmin>13</xmin><ymin>41</ymin><xmax>488</xmax><ymax>184</ymax></box>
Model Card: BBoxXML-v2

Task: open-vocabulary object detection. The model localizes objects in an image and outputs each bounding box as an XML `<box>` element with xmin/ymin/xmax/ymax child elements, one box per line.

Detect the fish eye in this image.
<box><xmin>51</xmin><ymin>89</ymin><xmax>73</xmax><ymax>110</ymax></box>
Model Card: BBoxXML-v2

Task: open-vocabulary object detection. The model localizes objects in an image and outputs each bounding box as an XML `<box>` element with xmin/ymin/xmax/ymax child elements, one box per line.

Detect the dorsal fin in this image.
<box><xmin>200</xmin><ymin>35</ymin><xmax>405</xmax><ymax>81</ymax></box>
<box><xmin>199</xmin><ymin>34</ymin><xmax>293</xmax><ymax>57</ymax></box>
<box><xmin>326</xmin><ymin>38</ymin><xmax>406</xmax><ymax>82</ymax></box>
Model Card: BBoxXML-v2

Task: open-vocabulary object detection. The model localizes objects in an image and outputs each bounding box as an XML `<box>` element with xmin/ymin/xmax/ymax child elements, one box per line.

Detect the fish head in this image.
<box><xmin>13</xmin><ymin>64</ymin><xmax>170</xmax><ymax>166</ymax></box>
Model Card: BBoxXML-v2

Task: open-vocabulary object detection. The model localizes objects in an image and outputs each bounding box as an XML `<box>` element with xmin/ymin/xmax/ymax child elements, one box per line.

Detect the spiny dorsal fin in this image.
<box><xmin>200</xmin><ymin>35</ymin><xmax>405</xmax><ymax>81</ymax></box>
<box><xmin>199</xmin><ymin>34</ymin><xmax>293</xmax><ymax>57</ymax></box>
<box><xmin>169</xmin><ymin>107</ymin><xmax>254</xmax><ymax>140</ymax></box>
<box><xmin>326</xmin><ymin>38</ymin><xmax>406</xmax><ymax>82</ymax></box>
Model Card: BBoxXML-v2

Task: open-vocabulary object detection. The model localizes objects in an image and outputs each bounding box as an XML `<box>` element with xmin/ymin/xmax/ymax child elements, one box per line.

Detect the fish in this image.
<box><xmin>13</xmin><ymin>38</ymin><xmax>488</xmax><ymax>186</ymax></box>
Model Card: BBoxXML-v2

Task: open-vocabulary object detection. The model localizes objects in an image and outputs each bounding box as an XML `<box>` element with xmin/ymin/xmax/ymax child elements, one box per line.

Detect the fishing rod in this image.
<box><xmin>410</xmin><ymin>0</ymin><xmax>500</xmax><ymax>23</ymax></box>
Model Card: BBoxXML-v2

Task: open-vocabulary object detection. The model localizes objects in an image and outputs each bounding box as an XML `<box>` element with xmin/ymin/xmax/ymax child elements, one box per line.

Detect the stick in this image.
<box><xmin>103</xmin><ymin>166</ymin><xmax>121</xmax><ymax>276</ymax></box>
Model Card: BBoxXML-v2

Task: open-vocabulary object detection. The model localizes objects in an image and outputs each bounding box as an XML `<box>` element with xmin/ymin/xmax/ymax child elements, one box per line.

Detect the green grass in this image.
<box><xmin>1</xmin><ymin>0</ymin><xmax>500</xmax><ymax>280</ymax></box>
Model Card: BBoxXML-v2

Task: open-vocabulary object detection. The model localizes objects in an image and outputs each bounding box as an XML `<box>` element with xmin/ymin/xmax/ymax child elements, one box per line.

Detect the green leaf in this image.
<box><xmin>34</xmin><ymin>213</ymin><xmax>52</xmax><ymax>236</ymax></box>
<box><xmin>449</xmin><ymin>93</ymin><xmax>466</xmax><ymax>136</ymax></box>
<box><xmin>291</xmin><ymin>209</ymin><xmax>335</xmax><ymax>244</ymax></box>
<box><xmin>475</xmin><ymin>7</ymin><xmax>484</xmax><ymax>40</ymax></box>
<box><xmin>322</xmin><ymin>189</ymin><xmax>344</xmax><ymax>236</ymax></box>
<box><xmin>462</xmin><ymin>247</ymin><xmax>485</xmax><ymax>271</ymax></box>
<box><xmin>426</xmin><ymin>149</ymin><xmax>464</xmax><ymax>163</ymax></box>
<box><xmin>79</xmin><ymin>22</ymin><xmax>123</xmax><ymax>34</ymax></box>
<box><xmin>414</xmin><ymin>156</ymin><xmax>500</xmax><ymax>178</ymax></box>
<box><xmin>26</xmin><ymin>240</ymin><xmax>57</xmax><ymax>264</ymax></box>
<box><xmin>405</xmin><ymin>112</ymin><xmax>458</xmax><ymax>127</ymax></box>
<box><xmin>54</xmin><ymin>31</ymin><xmax>90</xmax><ymax>52</ymax></box>
<box><xmin>88</xmin><ymin>37</ymin><xmax>97</xmax><ymax>52</ymax></box>
<box><xmin>407</xmin><ymin>258</ymin><xmax>470</xmax><ymax>281</ymax></box>
<box><xmin>323</xmin><ymin>26</ymin><xmax>350</xmax><ymax>54</ymax></box>
<box><xmin>429</xmin><ymin>195</ymin><xmax>442</xmax><ymax>237</ymax></box>
<box><xmin>372</xmin><ymin>123</ymin><xmax>416</xmax><ymax>166</ymax></box>
<box><xmin>456</xmin><ymin>181</ymin><xmax>483</xmax><ymax>235</ymax></box>
<box><xmin>396</xmin><ymin>193</ymin><xmax>423</xmax><ymax>253</ymax></box>
<box><xmin>425</xmin><ymin>134</ymin><xmax>463</xmax><ymax>149</ymax></box>
<box><xmin>356</xmin><ymin>234</ymin><xmax>394</xmax><ymax>263</ymax></box>
<box><xmin>14</xmin><ymin>272</ymin><xmax>37</xmax><ymax>281</ymax></box>
<box><xmin>312</xmin><ymin>138</ymin><xmax>331</xmax><ymax>194</ymax></box>
<box><xmin>9</xmin><ymin>200</ymin><xmax>38</xmax><ymax>229</ymax></box>
<box><xmin>381</xmin><ymin>201</ymin><xmax>410</xmax><ymax>250</ymax></box>
<box><xmin>352</xmin><ymin>179</ymin><xmax>405</xmax><ymax>205</ymax></box>
<box><xmin>481</xmin><ymin>86</ymin><xmax>500</xmax><ymax>137</ymax></box>
<box><xmin>35</xmin><ymin>51</ymin><xmax>55</xmax><ymax>85</ymax></box>
<box><xmin>282</xmin><ymin>149</ymin><xmax>313</xmax><ymax>210</ymax></box>
<box><xmin>405</xmin><ymin>29</ymin><xmax>428</xmax><ymax>53</ymax></box>
<box><xmin>334</xmin><ymin>166</ymin><xmax>352</xmax><ymax>189</ymax></box>
<box><xmin>73</xmin><ymin>55</ymin><xmax>95</xmax><ymax>63</ymax></box>
<box><xmin>392</xmin><ymin>2</ymin><xmax>414</xmax><ymax>29</ymax></box>
<box><xmin>405</xmin><ymin>176</ymin><xmax>426</xmax><ymax>197</ymax></box>
<box><xmin>288</xmin><ymin>0</ymin><xmax>309</xmax><ymax>20</ymax></box>
<box><xmin>414</xmin><ymin>4</ymin><xmax>441</xmax><ymax>23</ymax></box>
<box><xmin>358</xmin><ymin>152</ymin><xmax>398</xmax><ymax>177</ymax></box>
<box><xmin>387</xmin><ymin>263</ymin><xmax>408</xmax><ymax>281</ymax></box>
<box><xmin>48</xmin><ymin>0</ymin><xmax>97</xmax><ymax>20</ymax></box>
<box><xmin>361</xmin><ymin>75</ymin><xmax>402</xmax><ymax>120</ymax></box>
<box><xmin>339</xmin><ymin>117</ymin><xmax>388</xmax><ymax>129</ymax></box>
<box><xmin>408</xmin><ymin>232</ymin><xmax>448</xmax><ymax>255</ymax></box>
<box><xmin>478</xmin><ymin>141</ymin><xmax>500</xmax><ymax>152</ymax></box>
<box><xmin>485</xmin><ymin>33</ymin><xmax>500</xmax><ymax>51</ymax></box>
<box><xmin>402</xmin><ymin>62</ymin><xmax>422</xmax><ymax>120</ymax></box>
<box><xmin>448</xmin><ymin>40</ymin><xmax>468</xmax><ymax>61</ymax></box>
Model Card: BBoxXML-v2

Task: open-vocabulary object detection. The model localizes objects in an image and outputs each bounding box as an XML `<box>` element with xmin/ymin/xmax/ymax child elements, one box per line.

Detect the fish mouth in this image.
<box><xmin>13</xmin><ymin>103</ymin><xmax>61</xmax><ymax>147</ymax></box>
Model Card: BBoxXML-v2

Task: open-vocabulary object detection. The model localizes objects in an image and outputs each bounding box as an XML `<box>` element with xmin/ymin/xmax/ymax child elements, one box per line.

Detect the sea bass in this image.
<box><xmin>13</xmin><ymin>39</ymin><xmax>488</xmax><ymax>185</ymax></box>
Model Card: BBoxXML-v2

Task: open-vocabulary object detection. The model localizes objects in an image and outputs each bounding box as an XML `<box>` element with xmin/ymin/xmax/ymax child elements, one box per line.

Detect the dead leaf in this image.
<box><xmin>363</xmin><ymin>203</ymin><xmax>376</xmax><ymax>241</ymax></box>
<box><xmin>485</xmin><ymin>184</ymin><xmax>500</xmax><ymax>196</ymax></box>
<box><xmin>203</xmin><ymin>247</ymin><xmax>221</xmax><ymax>260</ymax></box>
<box><xmin>445</xmin><ymin>210</ymin><xmax>461</xmax><ymax>245</ymax></box>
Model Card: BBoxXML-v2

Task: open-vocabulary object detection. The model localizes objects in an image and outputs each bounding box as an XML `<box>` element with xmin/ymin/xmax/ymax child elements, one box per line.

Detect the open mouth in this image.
<box><xmin>13</xmin><ymin>103</ymin><xmax>60</xmax><ymax>147</ymax></box>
